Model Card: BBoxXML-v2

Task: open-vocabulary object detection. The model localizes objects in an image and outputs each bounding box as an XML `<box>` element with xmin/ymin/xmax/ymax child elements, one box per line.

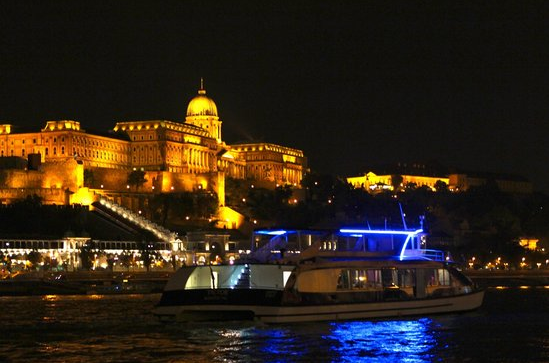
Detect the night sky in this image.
<box><xmin>2</xmin><ymin>1</ymin><xmax>549</xmax><ymax>192</ymax></box>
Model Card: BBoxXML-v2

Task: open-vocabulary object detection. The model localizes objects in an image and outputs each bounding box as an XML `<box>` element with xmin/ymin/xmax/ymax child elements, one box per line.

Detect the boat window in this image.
<box><xmin>337</xmin><ymin>269</ymin><xmax>382</xmax><ymax>290</ymax></box>
<box><xmin>382</xmin><ymin>268</ymin><xmax>398</xmax><ymax>287</ymax></box>
<box><xmin>337</xmin><ymin>270</ymin><xmax>351</xmax><ymax>289</ymax></box>
<box><xmin>397</xmin><ymin>269</ymin><xmax>416</xmax><ymax>288</ymax></box>
<box><xmin>283</xmin><ymin>271</ymin><xmax>292</xmax><ymax>287</ymax></box>
<box><xmin>424</xmin><ymin>268</ymin><xmax>451</xmax><ymax>286</ymax></box>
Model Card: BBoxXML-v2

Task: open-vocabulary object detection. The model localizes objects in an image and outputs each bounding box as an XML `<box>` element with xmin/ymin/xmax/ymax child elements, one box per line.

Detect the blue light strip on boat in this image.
<box><xmin>398</xmin><ymin>229</ymin><xmax>423</xmax><ymax>261</ymax></box>
<box><xmin>339</xmin><ymin>228</ymin><xmax>423</xmax><ymax>236</ymax></box>
<box><xmin>399</xmin><ymin>234</ymin><xmax>413</xmax><ymax>261</ymax></box>
<box><xmin>339</xmin><ymin>228</ymin><xmax>423</xmax><ymax>261</ymax></box>
<box><xmin>254</xmin><ymin>229</ymin><xmax>288</xmax><ymax>236</ymax></box>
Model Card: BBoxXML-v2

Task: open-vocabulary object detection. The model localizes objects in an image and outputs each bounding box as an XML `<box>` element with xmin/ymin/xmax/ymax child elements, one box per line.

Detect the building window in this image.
<box><xmin>61</xmin><ymin>146</ymin><xmax>65</xmax><ymax>155</ymax></box>
<box><xmin>53</xmin><ymin>147</ymin><xmax>57</xmax><ymax>155</ymax></box>
<box><xmin>45</xmin><ymin>148</ymin><xmax>48</xmax><ymax>156</ymax></box>
<box><xmin>22</xmin><ymin>149</ymin><xmax>25</xmax><ymax>156</ymax></box>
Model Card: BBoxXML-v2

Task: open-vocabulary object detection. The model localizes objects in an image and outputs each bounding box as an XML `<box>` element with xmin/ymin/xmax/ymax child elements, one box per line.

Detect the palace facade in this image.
<box><xmin>0</xmin><ymin>83</ymin><xmax>307</xmax><ymax>208</ymax></box>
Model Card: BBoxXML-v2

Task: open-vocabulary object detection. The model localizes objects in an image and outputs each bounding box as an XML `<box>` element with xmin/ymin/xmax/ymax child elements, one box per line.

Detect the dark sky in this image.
<box><xmin>2</xmin><ymin>1</ymin><xmax>549</xmax><ymax>192</ymax></box>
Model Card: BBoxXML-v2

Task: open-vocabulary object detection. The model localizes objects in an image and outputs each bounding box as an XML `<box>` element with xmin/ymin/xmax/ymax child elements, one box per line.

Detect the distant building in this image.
<box><xmin>448</xmin><ymin>172</ymin><xmax>533</xmax><ymax>193</ymax></box>
<box><xmin>348</xmin><ymin>171</ymin><xmax>449</xmax><ymax>193</ymax></box>
<box><xmin>348</xmin><ymin>162</ymin><xmax>533</xmax><ymax>194</ymax></box>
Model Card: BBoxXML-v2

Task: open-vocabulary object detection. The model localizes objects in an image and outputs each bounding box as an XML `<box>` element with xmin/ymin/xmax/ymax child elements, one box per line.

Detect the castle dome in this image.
<box><xmin>186</xmin><ymin>81</ymin><xmax>218</xmax><ymax>117</ymax></box>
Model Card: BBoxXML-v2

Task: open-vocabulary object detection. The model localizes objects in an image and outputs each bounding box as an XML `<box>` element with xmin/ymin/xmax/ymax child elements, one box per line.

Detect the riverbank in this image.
<box><xmin>464</xmin><ymin>269</ymin><xmax>549</xmax><ymax>288</ymax></box>
<box><xmin>0</xmin><ymin>271</ymin><xmax>173</xmax><ymax>296</ymax></box>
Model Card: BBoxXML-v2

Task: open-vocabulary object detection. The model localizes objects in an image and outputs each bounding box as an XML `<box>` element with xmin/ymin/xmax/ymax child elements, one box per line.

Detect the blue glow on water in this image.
<box><xmin>323</xmin><ymin>318</ymin><xmax>437</xmax><ymax>363</ymax></box>
<box><xmin>246</xmin><ymin>318</ymin><xmax>438</xmax><ymax>363</ymax></box>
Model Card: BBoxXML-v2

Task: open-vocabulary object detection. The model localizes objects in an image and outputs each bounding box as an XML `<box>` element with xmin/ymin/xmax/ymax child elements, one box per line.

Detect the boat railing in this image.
<box><xmin>401</xmin><ymin>248</ymin><xmax>447</xmax><ymax>262</ymax></box>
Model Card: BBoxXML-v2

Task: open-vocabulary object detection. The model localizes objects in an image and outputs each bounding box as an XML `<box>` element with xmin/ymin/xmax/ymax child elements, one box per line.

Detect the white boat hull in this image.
<box><xmin>154</xmin><ymin>289</ymin><xmax>484</xmax><ymax>324</ymax></box>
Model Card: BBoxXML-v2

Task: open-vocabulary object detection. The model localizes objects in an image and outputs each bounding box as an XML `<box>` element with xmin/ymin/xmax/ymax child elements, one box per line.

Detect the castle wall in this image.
<box><xmin>0</xmin><ymin>188</ymin><xmax>67</xmax><ymax>204</ymax></box>
<box><xmin>89</xmin><ymin>167</ymin><xmax>131</xmax><ymax>190</ymax></box>
<box><xmin>40</xmin><ymin>158</ymin><xmax>83</xmax><ymax>191</ymax></box>
<box><xmin>90</xmin><ymin>167</ymin><xmax>222</xmax><ymax>200</ymax></box>
<box><xmin>0</xmin><ymin>158</ymin><xmax>82</xmax><ymax>192</ymax></box>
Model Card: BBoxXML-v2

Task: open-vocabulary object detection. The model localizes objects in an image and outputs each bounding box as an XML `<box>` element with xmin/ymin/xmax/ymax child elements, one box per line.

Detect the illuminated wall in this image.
<box><xmin>230</xmin><ymin>143</ymin><xmax>305</xmax><ymax>187</ymax></box>
<box><xmin>350</xmin><ymin>171</ymin><xmax>532</xmax><ymax>194</ymax></box>
<box><xmin>347</xmin><ymin>172</ymin><xmax>449</xmax><ymax>192</ymax></box>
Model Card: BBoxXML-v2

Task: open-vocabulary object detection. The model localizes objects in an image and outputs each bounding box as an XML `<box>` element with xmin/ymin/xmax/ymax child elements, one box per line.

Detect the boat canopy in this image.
<box><xmin>250</xmin><ymin>228</ymin><xmax>449</xmax><ymax>263</ymax></box>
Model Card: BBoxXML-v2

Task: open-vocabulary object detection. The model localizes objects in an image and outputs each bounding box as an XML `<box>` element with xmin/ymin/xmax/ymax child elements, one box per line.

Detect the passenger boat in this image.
<box><xmin>154</xmin><ymin>227</ymin><xmax>484</xmax><ymax>323</ymax></box>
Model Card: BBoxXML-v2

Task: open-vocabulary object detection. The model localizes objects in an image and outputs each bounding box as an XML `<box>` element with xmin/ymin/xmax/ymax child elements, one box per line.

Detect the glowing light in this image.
<box><xmin>255</xmin><ymin>229</ymin><xmax>287</xmax><ymax>236</ymax></box>
<box><xmin>324</xmin><ymin>319</ymin><xmax>436</xmax><ymax>362</ymax></box>
<box><xmin>340</xmin><ymin>228</ymin><xmax>423</xmax><ymax>236</ymax></box>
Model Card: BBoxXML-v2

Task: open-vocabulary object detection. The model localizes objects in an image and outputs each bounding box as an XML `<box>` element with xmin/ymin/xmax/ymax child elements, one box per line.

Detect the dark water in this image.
<box><xmin>0</xmin><ymin>287</ymin><xmax>548</xmax><ymax>363</ymax></box>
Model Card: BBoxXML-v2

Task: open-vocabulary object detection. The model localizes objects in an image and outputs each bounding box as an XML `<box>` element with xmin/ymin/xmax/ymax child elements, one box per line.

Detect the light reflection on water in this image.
<box><xmin>0</xmin><ymin>288</ymin><xmax>547</xmax><ymax>362</ymax></box>
<box><xmin>325</xmin><ymin>319</ymin><xmax>437</xmax><ymax>363</ymax></box>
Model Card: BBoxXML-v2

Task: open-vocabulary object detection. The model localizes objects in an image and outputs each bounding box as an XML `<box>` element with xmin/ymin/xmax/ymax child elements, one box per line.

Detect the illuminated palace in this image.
<box><xmin>0</xmin><ymin>82</ymin><xmax>306</xmax><ymax>210</ymax></box>
<box><xmin>347</xmin><ymin>162</ymin><xmax>533</xmax><ymax>194</ymax></box>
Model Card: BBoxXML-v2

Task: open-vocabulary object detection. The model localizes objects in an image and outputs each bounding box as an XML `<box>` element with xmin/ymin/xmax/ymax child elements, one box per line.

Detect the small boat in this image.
<box><xmin>154</xmin><ymin>227</ymin><xmax>484</xmax><ymax>323</ymax></box>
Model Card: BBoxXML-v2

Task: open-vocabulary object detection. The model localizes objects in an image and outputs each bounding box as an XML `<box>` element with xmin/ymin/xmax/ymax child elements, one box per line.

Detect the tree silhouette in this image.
<box><xmin>391</xmin><ymin>175</ymin><xmax>403</xmax><ymax>192</ymax></box>
<box><xmin>127</xmin><ymin>170</ymin><xmax>147</xmax><ymax>191</ymax></box>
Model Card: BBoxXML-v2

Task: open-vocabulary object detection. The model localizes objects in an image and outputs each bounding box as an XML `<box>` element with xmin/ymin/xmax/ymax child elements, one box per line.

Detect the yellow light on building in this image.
<box><xmin>519</xmin><ymin>238</ymin><xmax>539</xmax><ymax>251</ymax></box>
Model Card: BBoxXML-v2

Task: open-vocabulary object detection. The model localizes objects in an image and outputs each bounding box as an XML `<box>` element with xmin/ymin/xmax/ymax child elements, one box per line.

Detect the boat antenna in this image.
<box><xmin>398</xmin><ymin>202</ymin><xmax>408</xmax><ymax>230</ymax></box>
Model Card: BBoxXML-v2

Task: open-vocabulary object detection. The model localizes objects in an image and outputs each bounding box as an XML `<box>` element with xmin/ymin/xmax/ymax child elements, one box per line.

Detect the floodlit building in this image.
<box><xmin>348</xmin><ymin>162</ymin><xmax>533</xmax><ymax>194</ymax></box>
<box><xmin>0</xmin><ymin>81</ymin><xmax>307</xmax><ymax>212</ymax></box>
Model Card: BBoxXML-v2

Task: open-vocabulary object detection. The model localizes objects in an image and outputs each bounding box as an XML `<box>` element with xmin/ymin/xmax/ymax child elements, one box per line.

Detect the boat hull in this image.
<box><xmin>154</xmin><ymin>289</ymin><xmax>484</xmax><ymax>323</ymax></box>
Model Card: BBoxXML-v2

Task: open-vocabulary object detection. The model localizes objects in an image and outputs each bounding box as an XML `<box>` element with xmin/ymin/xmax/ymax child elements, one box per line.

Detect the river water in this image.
<box><xmin>0</xmin><ymin>287</ymin><xmax>547</xmax><ymax>363</ymax></box>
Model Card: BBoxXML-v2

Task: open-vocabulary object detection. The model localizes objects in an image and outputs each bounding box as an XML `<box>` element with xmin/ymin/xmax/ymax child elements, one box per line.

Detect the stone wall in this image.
<box><xmin>90</xmin><ymin>167</ymin><xmax>222</xmax><ymax>197</ymax></box>
<box><xmin>0</xmin><ymin>188</ymin><xmax>67</xmax><ymax>204</ymax></box>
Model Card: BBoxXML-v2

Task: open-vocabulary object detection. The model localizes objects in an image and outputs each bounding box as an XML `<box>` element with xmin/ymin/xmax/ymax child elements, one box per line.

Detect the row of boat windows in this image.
<box><xmin>337</xmin><ymin>268</ymin><xmax>451</xmax><ymax>290</ymax></box>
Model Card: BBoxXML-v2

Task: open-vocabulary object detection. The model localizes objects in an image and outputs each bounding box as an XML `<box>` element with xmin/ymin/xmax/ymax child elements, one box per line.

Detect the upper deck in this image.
<box><xmin>250</xmin><ymin>228</ymin><xmax>450</xmax><ymax>263</ymax></box>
